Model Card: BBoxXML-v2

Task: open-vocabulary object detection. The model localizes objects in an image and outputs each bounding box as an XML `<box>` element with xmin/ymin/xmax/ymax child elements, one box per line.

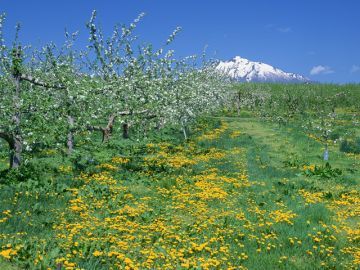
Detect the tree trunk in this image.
<box><xmin>182</xmin><ymin>127</ymin><xmax>188</xmax><ymax>140</ymax></box>
<box><xmin>181</xmin><ymin>121</ymin><xmax>188</xmax><ymax>140</ymax></box>
<box><xmin>67</xmin><ymin>116</ymin><xmax>75</xmax><ymax>154</ymax></box>
<box><xmin>236</xmin><ymin>93</ymin><xmax>241</xmax><ymax>116</ymax></box>
<box><xmin>87</xmin><ymin>114</ymin><xmax>116</xmax><ymax>143</ymax></box>
<box><xmin>10</xmin><ymin>135</ymin><xmax>22</xmax><ymax>169</ymax></box>
<box><xmin>0</xmin><ymin>131</ymin><xmax>22</xmax><ymax>170</ymax></box>
<box><xmin>102</xmin><ymin>114</ymin><xmax>116</xmax><ymax>142</ymax></box>
<box><xmin>122</xmin><ymin>123</ymin><xmax>129</xmax><ymax>139</ymax></box>
<box><xmin>156</xmin><ymin>118</ymin><xmax>165</xmax><ymax>130</ymax></box>
<box><xmin>10</xmin><ymin>62</ymin><xmax>22</xmax><ymax>169</ymax></box>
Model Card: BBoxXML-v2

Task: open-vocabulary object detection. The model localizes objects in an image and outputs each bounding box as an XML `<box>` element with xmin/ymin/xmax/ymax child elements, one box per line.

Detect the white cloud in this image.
<box><xmin>277</xmin><ymin>27</ymin><xmax>292</xmax><ymax>33</ymax></box>
<box><xmin>265</xmin><ymin>24</ymin><xmax>292</xmax><ymax>33</ymax></box>
<box><xmin>350</xmin><ymin>65</ymin><xmax>360</xmax><ymax>73</ymax></box>
<box><xmin>310</xmin><ymin>65</ymin><xmax>334</xmax><ymax>75</ymax></box>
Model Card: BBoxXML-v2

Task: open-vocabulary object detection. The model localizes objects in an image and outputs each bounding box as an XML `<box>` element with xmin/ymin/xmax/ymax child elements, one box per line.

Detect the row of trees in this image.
<box><xmin>231</xmin><ymin>83</ymin><xmax>360</xmax><ymax>159</ymax></box>
<box><xmin>0</xmin><ymin>11</ymin><xmax>229</xmax><ymax>170</ymax></box>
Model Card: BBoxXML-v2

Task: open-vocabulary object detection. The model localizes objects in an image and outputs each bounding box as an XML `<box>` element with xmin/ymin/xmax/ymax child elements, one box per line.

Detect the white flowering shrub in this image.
<box><xmin>0</xmin><ymin>11</ymin><xmax>229</xmax><ymax>169</ymax></box>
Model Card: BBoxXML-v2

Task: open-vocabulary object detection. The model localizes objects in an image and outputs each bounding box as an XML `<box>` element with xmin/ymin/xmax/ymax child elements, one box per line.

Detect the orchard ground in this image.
<box><xmin>0</xmin><ymin>107</ymin><xmax>359</xmax><ymax>269</ymax></box>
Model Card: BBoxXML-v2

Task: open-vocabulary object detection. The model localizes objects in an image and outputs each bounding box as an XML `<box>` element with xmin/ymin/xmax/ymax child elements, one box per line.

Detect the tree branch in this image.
<box><xmin>86</xmin><ymin>125</ymin><xmax>103</xmax><ymax>132</ymax></box>
<box><xmin>86</xmin><ymin>110</ymin><xmax>154</xmax><ymax>134</ymax></box>
<box><xmin>0</xmin><ymin>131</ymin><xmax>13</xmax><ymax>145</ymax></box>
<box><xmin>117</xmin><ymin>109</ymin><xmax>149</xmax><ymax>116</ymax></box>
<box><xmin>20</xmin><ymin>74</ymin><xmax>65</xmax><ymax>89</ymax></box>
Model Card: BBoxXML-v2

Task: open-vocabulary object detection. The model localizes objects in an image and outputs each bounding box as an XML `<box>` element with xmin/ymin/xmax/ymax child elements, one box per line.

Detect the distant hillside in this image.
<box><xmin>216</xmin><ymin>56</ymin><xmax>309</xmax><ymax>83</ymax></box>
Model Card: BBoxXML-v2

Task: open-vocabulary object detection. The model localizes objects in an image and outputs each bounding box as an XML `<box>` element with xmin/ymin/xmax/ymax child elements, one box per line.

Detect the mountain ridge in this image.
<box><xmin>216</xmin><ymin>56</ymin><xmax>309</xmax><ymax>83</ymax></box>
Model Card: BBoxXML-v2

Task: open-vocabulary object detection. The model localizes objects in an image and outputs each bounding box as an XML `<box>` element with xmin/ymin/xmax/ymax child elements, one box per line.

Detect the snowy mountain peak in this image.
<box><xmin>217</xmin><ymin>56</ymin><xmax>308</xmax><ymax>83</ymax></box>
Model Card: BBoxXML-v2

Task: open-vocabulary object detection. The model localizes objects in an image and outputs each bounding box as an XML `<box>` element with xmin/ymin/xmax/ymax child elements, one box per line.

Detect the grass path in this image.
<box><xmin>224</xmin><ymin>118</ymin><xmax>359</xmax><ymax>268</ymax></box>
<box><xmin>0</xmin><ymin>117</ymin><xmax>359</xmax><ymax>269</ymax></box>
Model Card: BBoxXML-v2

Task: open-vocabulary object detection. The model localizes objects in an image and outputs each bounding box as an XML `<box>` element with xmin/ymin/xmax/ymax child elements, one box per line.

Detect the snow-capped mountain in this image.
<box><xmin>216</xmin><ymin>56</ymin><xmax>308</xmax><ymax>83</ymax></box>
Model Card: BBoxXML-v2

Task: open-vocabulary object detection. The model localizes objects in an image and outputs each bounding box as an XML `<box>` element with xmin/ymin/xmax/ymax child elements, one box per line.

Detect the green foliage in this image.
<box><xmin>340</xmin><ymin>138</ymin><xmax>360</xmax><ymax>154</ymax></box>
<box><xmin>283</xmin><ymin>154</ymin><xmax>303</xmax><ymax>169</ymax></box>
<box><xmin>0</xmin><ymin>259</ymin><xmax>19</xmax><ymax>270</ymax></box>
<box><xmin>0</xmin><ymin>156</ymin><xmax>66</xmax><ymax>184</ymax></box>
<box><xmin>10</xmin><ymin>46</ymin><xmax>23</xmax><ymax>77</ymax></box>
<box><xmin>303</xmin><ymin>162</ymin><xmax>342</xmax><ymax>179</ymax></box>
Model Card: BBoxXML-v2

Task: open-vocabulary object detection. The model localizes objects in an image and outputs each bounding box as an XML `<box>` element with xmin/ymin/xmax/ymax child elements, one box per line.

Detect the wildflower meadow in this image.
<box><xmin>0</xmin><ymin>10</ymin><xmax>359</xmax><ymax>270</ymax></box>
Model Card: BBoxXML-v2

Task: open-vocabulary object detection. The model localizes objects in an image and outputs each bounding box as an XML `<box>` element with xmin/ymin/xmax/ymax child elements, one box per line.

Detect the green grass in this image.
<box><xmin>0</xmin><ymin>113</ymin><xmax>359</xmax><ymax>269</ymax></box>
<box><xmin>0</xmin><ymin>260</ymin><xmax>19</xmax><ymax>270</ymax></box>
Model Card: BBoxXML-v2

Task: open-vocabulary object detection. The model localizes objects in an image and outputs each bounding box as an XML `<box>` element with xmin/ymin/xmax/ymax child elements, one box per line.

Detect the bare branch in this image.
<box><xmin>20</xmin><ymin>74</ymin><xmax>65</xmax><ymax>89</ymax></box>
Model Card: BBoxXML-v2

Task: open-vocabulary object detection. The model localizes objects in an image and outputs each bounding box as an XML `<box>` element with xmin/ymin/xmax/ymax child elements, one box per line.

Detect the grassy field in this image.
<box><xmin>0</xmin><ymin>112</ymin><xmax>359</xmax><ymax>269</ymax></box>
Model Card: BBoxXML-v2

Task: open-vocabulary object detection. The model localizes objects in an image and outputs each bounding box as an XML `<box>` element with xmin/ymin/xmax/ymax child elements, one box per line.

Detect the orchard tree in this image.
<box><xmin>0</xmin><ymin>10</ymin><xmax>231</xmax><ymax>170</ymax></box>
<box><xmin>0</xmin><ymin>16</ymin><xmax>65</xmax><ymax>169</ymax></box>
<box><xmin>83</xmin><ymin>11</ymin><xmax>228</xmax><ymax>141</ymax></box>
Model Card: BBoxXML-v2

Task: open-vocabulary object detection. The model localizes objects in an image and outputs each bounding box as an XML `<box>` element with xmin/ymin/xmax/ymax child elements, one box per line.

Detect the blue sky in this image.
<box><xmin>1</xmin><ymin>0</ymin><xmax>359</xmax><ymax>83</ymax></box>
